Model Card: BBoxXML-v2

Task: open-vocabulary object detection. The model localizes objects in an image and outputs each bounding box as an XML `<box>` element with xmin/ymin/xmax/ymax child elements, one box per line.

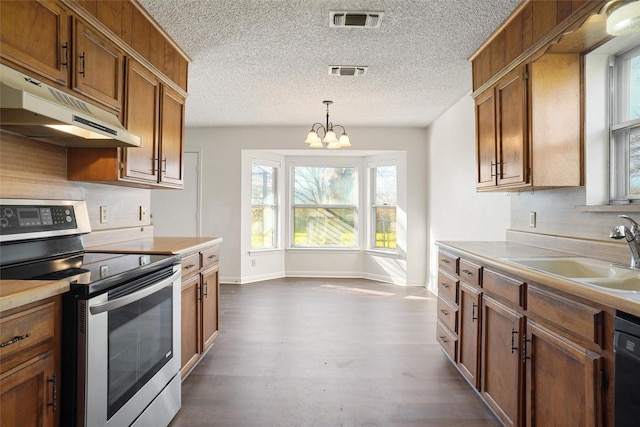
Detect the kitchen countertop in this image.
<box><xmin>1</xmin><ymin>237</ymin><xmax>222</xmax><ymax>313</ymax></box>
<box><xmin>437</xmin><ymin>241</ymin><xmax>640</xmax><ymax>317</ymax></box>
<box><xmin>0</xmin><ymin>279</ymin><xmax>69</xmax><ymax>312</ymax></box>
<box><xmin>86</xmin><ymin>236</ymin><xmax>223</xmax><ymax>256</ymax></box>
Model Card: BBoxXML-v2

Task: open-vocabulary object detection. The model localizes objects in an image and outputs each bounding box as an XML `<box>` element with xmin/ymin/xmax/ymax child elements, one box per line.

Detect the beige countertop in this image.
<box><xmin>0</xmin><ymin>279</ymin><xmax>69</xmax><ymax>312</ymax></box>
<box><xmin>1</xmin><ymin>237</ymin><xmax>222</xmax><ymax>313</ymax></box>
<box><xmin>437</xmin><ymin>241</ymin><xmax>640</xmax><ymax>317</ymax></box>
<box><xmin>87</xmin><ymin>236</ymin><xmax>223</xmax><ymax>256</ymax></box>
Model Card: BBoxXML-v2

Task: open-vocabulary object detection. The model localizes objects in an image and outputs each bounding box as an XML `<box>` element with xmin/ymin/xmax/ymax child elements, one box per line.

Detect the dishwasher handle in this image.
<box><xmin>89</xmin><ymin>270</ymin><xmax>180</xmax><ymax>315</ymax></box>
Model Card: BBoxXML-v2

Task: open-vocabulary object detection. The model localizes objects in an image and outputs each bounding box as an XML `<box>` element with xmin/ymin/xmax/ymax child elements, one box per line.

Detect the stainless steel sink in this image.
<box><xmin>500</xmin><ymin>256</ymin><xmax>640</xmax><ymax>293</ymax></box>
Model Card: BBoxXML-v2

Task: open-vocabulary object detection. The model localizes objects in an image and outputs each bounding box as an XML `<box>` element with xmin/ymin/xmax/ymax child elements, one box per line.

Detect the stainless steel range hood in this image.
<box><xmin>0</xmin><ymin>64</ymin><xmax>141</xmax><ymax>148</ymax></box>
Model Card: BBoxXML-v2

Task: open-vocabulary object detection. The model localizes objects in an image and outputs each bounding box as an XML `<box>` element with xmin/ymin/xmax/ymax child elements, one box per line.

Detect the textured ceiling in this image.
<box><xmin>137</xmin><ymin>0</ymin><xmax>522</xmax><ymax>127</ymax></box>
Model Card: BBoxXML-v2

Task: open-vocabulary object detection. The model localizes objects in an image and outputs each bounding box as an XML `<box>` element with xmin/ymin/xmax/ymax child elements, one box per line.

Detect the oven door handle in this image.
<box><xmin>89</xmin><ymin>270</ymin><xmax>180</xmax><ymax>315</ymax></box>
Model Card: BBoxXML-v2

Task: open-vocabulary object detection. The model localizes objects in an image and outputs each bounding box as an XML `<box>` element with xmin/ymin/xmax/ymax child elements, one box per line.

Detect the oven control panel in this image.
<box><xmin>1</xmin><ymin>204</ymin><xmax>77</xmax><ymax>232</ymax></box>
<box><xmin>0</xmin><ymin>200</ymin><xmax>90</xmax><ymax>242</ymax></box>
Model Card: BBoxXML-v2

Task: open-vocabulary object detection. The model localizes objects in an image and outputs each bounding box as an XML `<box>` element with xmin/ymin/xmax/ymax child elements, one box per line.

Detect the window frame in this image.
<box><xmin>369</xmin><ymin>161</ymin><xmax>398</xmax><ymax>252</ymax></box>
<box><xmin>610</xmin><ymin>44</ymin><xmax>640</xmax><ymax>204</ymax></box>
<box><xmin>250</xmin><ymin>160</ymin><xmax>279</xmax><ymax>250</ymax></box>
<box><xmin>289</xmin><ymin>163</ymin><xmax>359</xmax><ymax>249</ymax></box>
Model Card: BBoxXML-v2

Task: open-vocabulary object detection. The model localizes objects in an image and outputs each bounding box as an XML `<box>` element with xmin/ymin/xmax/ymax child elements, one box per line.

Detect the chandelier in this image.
<box><xmin>304</xmin><ymin>100</ymin><xmax>351</xmax><ymax>149</ymax></box>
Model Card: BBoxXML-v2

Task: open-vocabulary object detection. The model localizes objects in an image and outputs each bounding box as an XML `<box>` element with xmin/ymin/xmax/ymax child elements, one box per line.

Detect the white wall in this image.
<box><xmin>180</xmin><ymin>126</ymin><xmax>429</xmax><ymax>285</ymax></box>
<box><xmin>426</xmin><ymin>94</ymin><xmax>511</xmax><ymax>293</ymax></box>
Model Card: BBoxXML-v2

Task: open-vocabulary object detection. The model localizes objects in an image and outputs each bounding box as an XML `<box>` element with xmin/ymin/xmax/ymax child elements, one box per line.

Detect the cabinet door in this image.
<box><xmin>201</xmin><ymin>266</ymin><xmax>219</xmax><ymax>353</ymax></box>
<box><xmin>481</xmin><ymin>296</ymin><xmax>524</xmax><ymax>427</ymax></box>
<box><xmin>158</xmin><ymin>85</ymin><xmax>185</xmax><ymax>187</ymax></box>
<box><xmin>525</xmin><ymin>320</ymin><xmax>602</xmax><ymax>427</ymax></box>
<box><xmin>181</xmin><ymin>274</ymin><xmax>201</xmax><ymax>378</ymax></box>
<box><xmin>0</xmin><ymin>354</ymin><xmax>56</xmax><ymax>427</ymax></box>
<box><xmin>122</xmin><ymin>59</ymin><xmax>160</xmax><ymax>183</ymax></box>
<box><xmin>458</xmin><ymin>282</ymin><xmax>481</xmax><ymax>388</ymax></box>
<box><xmin>496</xmin><ymin>65</ymin><xmax>529</xmax><ymax>187</ymax></box>
<box><xmin>73</xmin><ymin>19</ymin><xmax>124</xmax><ymax>112</ymax></box>
<box><xmin>0</xmin><ymin>1</ymin><xmax>70</xmax><ymax>85</ymax></box>
<box><xmin>475</xmin><ymin>89</ymin><xmax>497</xmax><ymax>189</ymax></box>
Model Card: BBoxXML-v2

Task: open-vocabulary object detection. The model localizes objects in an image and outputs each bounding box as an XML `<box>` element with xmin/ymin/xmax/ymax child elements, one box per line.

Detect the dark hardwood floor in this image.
<box><xmin>170</xmin><ymin>278</ymin><xmax>500</xmax><ymax>427</ymax></box>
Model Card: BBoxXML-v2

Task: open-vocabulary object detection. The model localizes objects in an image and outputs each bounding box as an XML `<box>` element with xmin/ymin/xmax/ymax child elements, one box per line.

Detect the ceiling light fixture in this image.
<box><xmin>304</xmin><ymin>100</ymin><xmax>351</xmax><ymax>149</ymax></box>
<box><xmin>605</xmin><ymin>0</ymin><xmax>640</xmax><ymax>35</ymax></box>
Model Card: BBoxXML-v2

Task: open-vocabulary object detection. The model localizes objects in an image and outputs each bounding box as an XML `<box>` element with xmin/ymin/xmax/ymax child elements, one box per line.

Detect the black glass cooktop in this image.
<box><xmin>1</xmin><ymin>251</ymin><xmax>178</xmax><ymax>296</ymax></box>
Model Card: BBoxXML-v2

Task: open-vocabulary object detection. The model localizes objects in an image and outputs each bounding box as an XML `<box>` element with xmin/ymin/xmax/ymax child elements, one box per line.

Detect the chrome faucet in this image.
<box><xmin>610</xmin><ymin>215</ymin><xmax>640</xmax><ymax>269</ymax></box>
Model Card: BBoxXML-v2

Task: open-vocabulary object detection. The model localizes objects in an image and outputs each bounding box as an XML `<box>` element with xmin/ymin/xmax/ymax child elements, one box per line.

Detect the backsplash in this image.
<box><xmin>0</xmin><ymin>133</ymin><xmax>152</xmax><ymax>232</ymax></box>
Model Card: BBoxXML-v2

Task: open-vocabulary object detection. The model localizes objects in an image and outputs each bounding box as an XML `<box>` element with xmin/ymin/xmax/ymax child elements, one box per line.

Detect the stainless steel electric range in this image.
<box><xmin>0</xmin><ymin>199</ymin><xmax>182</xmax><ymax>427</ymax></box>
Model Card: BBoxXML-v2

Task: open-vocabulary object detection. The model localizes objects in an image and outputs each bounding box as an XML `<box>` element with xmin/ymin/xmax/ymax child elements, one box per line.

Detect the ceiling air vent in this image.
<box><xmin>329</xmin><ymin>11</ymin><xmax>384</xmax><ymax>28</ymax></box>
<box><xmin>329</xmin><ymin>66</ymin><xmax>368</xmax><ymax>76</ymax></box>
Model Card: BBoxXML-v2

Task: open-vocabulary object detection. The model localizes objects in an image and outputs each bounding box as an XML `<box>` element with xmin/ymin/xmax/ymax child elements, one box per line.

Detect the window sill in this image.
<box><xmin>575</xmin><ymin>204</ymin><xmax>640</xmax><ymax>213</ymax></box>
<box><xmin>286</xmin><ymin>247</ymin><xmax>360</xmax><ymax>253</ymax></box>
<box><xmin>248</xmin><ymin>248</ymin><xmax>284</xmax><ymax>256</ymax></box>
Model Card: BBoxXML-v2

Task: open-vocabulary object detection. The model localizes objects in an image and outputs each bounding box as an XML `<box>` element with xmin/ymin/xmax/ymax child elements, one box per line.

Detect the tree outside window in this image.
<box><xmin>292</xmin><ymin>166</ymin><xmax>357</xmax><ymax>247</ymax></box>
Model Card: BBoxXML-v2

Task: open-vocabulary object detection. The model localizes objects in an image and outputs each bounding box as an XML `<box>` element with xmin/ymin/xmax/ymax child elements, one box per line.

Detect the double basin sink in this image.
<box><xmin>500</xmin><ymin>256</ymin><xmax>640</xmax><ymax>296</ymax></box>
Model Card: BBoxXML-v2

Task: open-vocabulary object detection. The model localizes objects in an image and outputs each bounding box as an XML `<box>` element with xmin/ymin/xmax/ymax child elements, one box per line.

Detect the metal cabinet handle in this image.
<box><xmin>203</xmin><ymin>281</ymin><xmax>208</xmax><ymax>297</ymax></box>
<box><xmin>161</xmin><ymin>158</ymin><xmax>167</xmax><ymax>175</ymax></box>
<box><xmin>462</xmin><ymin>269</ymin><xmax>473</xmax><ymax>276</ymax></box>
<box><xmin>79</xmin><ymin>52</ymin><xmax>86</xmax><ymax>77</ymax></box>
<box><xmin>522</xmin><ymin>335</ymin><xmax>531</xmax><ymax>363</ymax></box>
<box><xmin>511</xmin><ymin>328</ymin><xmax>518</xmax><ymax>354</ymax></box>
<box><xmin>440</xmin><ymin>282</ymin><xmax>449</xmax><ymax>289</ymax></box>
<box><xmin>0</xmin><ymin>333</ymin><xmax>30</xmax><ymax>348</ymax></box>
<box><xmin>61</xmin><ymin>43</ymin><xmax>69</xmax><ymax>68</ymax></box>
<box><xmin>47</xmin><ymin>374</ymin><xmax>57</xmax><ymax>412</ymax></box>
<box><xmin>439</xmin><ymin>335</ymin><xmax>449</xmax><ymax>344</ymax></box>
<box><xmin>440</xmin><ymin>309</ymin><xmax>449</xmax><ymax>316</ymax></box>
<box><xmin>208</xmin><ymin>254</ymin><xmax>217</xmax><ymax>260</ymax></box>
<box><xmin>441</xmin><ymin>259</ymin><xmax>450</xmax><ymax>264</ymax></box>
<box><xmin>471</xmin><ymin>303</ymin><xmax>478</xmax><ymax>322</ymax></box>
<box><xmin>184</xmin><ymin>264</ymin><xmax>197</xmax><ymax>270</ymax></box>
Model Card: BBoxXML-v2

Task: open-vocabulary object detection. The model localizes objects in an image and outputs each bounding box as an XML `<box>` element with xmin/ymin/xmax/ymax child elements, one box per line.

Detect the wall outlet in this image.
<box><xmin>529</xmin><ymin>211</ymin><xmax>536</xmax><ymax>228</ymax></box>
<box><xmin>139</xmin><ymin>206</ymin><xmax>147</xmax><ymax>222</ymax></box>
<box><xmin>251</xmin><ymin>259</ymin><xmax>256</xmax><ymax>267</ymax></box>
<box><xmin>100</xmin><ymin>206</ymin><xmax>109</xmax><ymax>223</ymax></box>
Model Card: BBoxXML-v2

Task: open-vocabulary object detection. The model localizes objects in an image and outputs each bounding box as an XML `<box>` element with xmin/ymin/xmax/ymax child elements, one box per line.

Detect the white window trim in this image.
<box><xmin>368</xmin><ymin>160</ymin><xmax>398</xmax><ymax>252</ymax></box>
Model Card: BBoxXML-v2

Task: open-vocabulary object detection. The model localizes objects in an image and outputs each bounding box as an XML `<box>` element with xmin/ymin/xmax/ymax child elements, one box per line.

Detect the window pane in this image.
<box><xmin>251</xmin><ymin>207</ymin><xmax>275</xmax><ymax>248</ymax></box>
<box><xmin>631</xmin><ymin>53</ymin><xmax>640</xmax><ymax>121</ymax></box>
<box><xmin>252</xmin><ymin>165</ymin><xmax>274</xmax><ymax>205</ymax></box>
<box><xmin>374</xmin><ymin>207</ymin><xmax>397</xmax><ymax>249</ymax></box>
<box><xmin>293</xmin><ymin>167</ymin><xmax>356</xmax><ymax>205</ymax></box>
<box><xmin>630</xmin><ymin>127</ymin><xmax>640</xmax><ymax>196</ymax></box>
<box><xmin>293</xmin><ymin>207</ymin><xmax>355</xmax><ymax>246</ymax></box>
<box><xmin>375</xmin><ymin>165</ymin><xmax>397</xmax><ymax>205</ymax></box>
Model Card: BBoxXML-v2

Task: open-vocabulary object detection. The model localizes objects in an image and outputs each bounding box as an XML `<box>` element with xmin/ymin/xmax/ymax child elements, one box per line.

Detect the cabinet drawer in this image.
<box><xmin>201</xmin><ymin>246</ymin><xmax>219</xmax><ymax>269</ymax></box>
<box><xmin>459</xmin><ymin>259</ymin><xmax>482</xmax><ymax>287</ymax></box>
<box><xmin>527</xmin><ymin>285</ymin><xmax>603</xmax><ymax>346</ymax></box>
<box><xmin>438</xmin><ymin>251</ymin><xmax>459</xmax><ymax>276</ymax></box>
<box><xmin>437</xmin><ymin>271</ymin><xmax>458</xmax><ymax>304</ymax></box>
<box><xmin>483</xmin><ymin>268</ymin><xmax>524</xmax><ymax>307</ymax></box>
<box><xmin>437</xmin><ymin>297</ymin><xmax>458</xmax><ymax>333</ymax></box>
<box><xmin>436</xmin><ymin>320</ymin><xmax>457</xmax><ymax>361</ymax></box>
<box><xmin>181</xmin><ymin>253</ymin><xmax>201</xmax><ymax>279</ymax></box>
<box><xmin>0</xmin><ymin>302</ymin><xmax>55</xmax><ymax>361</ymax></box>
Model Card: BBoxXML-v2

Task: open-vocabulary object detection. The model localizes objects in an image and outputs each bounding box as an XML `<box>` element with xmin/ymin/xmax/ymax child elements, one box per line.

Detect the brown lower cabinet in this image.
<box><xmin>436</xmin><ymin>248</ymin><xmax>613</xmax><ymax>427</ymax></box>
<box><xmin>0</xmin><ymin>297</ymin><xmax>61</xmax><ymax>427</ymax></box>
<box><xmin>180</xmin><ymin>244</ymin><xmax>220</xmax><ymax>378</ymax></box>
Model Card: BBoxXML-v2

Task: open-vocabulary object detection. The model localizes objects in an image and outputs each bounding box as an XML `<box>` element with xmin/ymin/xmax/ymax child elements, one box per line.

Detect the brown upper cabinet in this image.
<box><xmin>470</xmin><ymin>0</ymin><xmax>607</xmax><ymax>191</ymax></box>
<box><xmin>0</xmin><ymin>1</ymin><xmax>71</xmax><ymax>86</ymax></box>
<box><xmin>0</xmin><ymin>0</ymin><xmax>190</xmax><ymax>189</ymax></box>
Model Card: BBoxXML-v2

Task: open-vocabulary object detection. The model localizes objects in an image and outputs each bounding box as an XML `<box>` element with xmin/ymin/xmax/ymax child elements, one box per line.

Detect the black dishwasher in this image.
<box><xmin>614</xmin><ymin>312</ymin><xmax>640</xmax><ymax>427</ymax></box>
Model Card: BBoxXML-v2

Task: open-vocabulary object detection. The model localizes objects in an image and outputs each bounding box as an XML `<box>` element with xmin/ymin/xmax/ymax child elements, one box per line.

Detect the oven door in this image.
<box><xmin>77</xmin><ymin>265</ymin><xmax>181</xmax><ymax>427</ymax></box>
